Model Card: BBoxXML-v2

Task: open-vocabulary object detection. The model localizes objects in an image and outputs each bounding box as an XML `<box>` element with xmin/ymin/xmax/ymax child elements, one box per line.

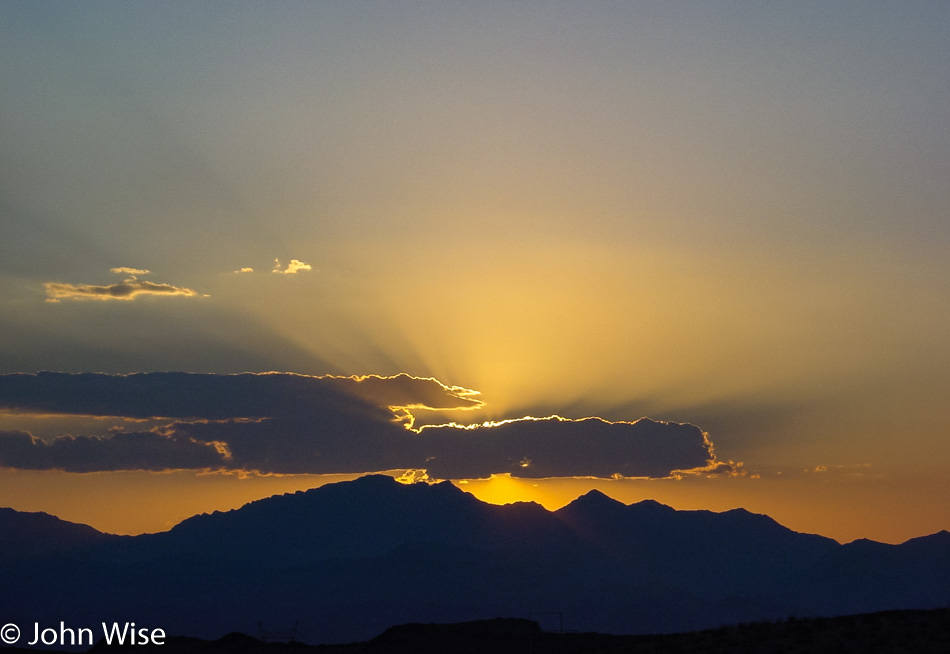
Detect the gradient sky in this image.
<box><xmin>1</xmin><ymin>1</ymin><xmax>949</xmax><ymax>544</ymax></box>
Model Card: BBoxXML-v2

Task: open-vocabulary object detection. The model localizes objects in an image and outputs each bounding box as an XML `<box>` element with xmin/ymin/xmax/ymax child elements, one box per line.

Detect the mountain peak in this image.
<box><xmin>563</xmin><ymin>488</ymin><xmax>622</xmax><ymax>507</ymax></box>
<box><xmin>623</xmin><ymin>498</ymin><xmax>677</xmax><ymax>519</ymax></box>
<box><xmin>629</xmin><ymin>498</ymin><xmax>674</xmax><ymax>511</ymax></box>
<box><xmin>577</xmin><ymin>488</ymin><xmax>624</xmax><ymax>505</ymax></box>
<box><xmin>0</xmin><ymin>506</ymin><xmax>108</xmax><ymax>537</ymax></box>
<box><xmin>0</xmin><ymin>506</ymin><xmax>112</xmax><ymax>557</ymax></box>
<box><xmin>555</xmin><ymin>489</ymin><xmax>628</xmax><ymax>526</ymax></box>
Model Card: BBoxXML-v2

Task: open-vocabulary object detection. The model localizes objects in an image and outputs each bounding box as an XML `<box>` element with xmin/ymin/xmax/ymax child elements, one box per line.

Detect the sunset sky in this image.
<box><xmin>1</xmin><ymin>2</ymin><xmax>948</xmax><ymax>544</ymax></box>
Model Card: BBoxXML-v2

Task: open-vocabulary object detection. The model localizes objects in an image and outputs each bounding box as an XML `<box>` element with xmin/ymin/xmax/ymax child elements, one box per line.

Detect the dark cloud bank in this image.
<box><xmin>0</xmin><ymin>372</ymin><xmax>728</xmax><ymax>478</ymax></box>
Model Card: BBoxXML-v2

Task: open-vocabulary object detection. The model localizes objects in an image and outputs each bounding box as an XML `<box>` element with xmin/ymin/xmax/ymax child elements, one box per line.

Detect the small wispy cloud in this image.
<box><xmin>44</xmin><ymin>268</ymin><xmax>205</xmax><ymax>302</ymax></box>
<box><xmin>234</xmin><ymin>267</ymin><xmax>254</xmax><ymax>274</ymax></box>
<box><xmin>45</xmin><ymin>281</ymin><xmax>203</xmax><ymax>302</ymax></box>
<box><xmin>110</xmin><ymin>267</ymin><xmax>151</xmax><ymax>278</ymax></box>
<box><xmin>806</xmin><ymin>463</ymin><xmax>873</xmax><ymax>477</ymax></box>
<box><xmin>272</xmin><ymin>258</ymin><xmax>313</xmax><ymax>274</ymax></box>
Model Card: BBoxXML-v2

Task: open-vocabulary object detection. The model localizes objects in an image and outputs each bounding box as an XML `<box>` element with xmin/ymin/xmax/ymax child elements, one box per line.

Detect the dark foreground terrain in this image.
<box><xmin>5</xmin><ymin>608</ymin><xmax>947</xmax><ymax>654</ymax></box>
<box><xmin>4</xmin><ymin>476</ymin><xmax>950</xmax><ymax>642</ymax></box>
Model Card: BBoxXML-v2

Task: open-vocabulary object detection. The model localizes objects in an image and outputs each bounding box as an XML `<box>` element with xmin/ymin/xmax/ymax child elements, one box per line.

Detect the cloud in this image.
<box><xmin>806</xmin><ymin>463</ymin><xmax>873</xmax><ymax>477</ymax></box>
<box><xmin>334</xmin><ymin>374</ymin><xmax>483</xmax><ymax>426</ymax></box>
<box><xmin>272</xmin><ymin>258</ymin><xmax>312</xmax><ymax>274</ymax></box>
<box><xmin>234</xmin><ymin>267</ymin><xmax>254</xmax><ymax>273</ymax></box>
<box><xmin>0</xmin><ymin>372</ymin><xmax>477</xmax><ymax>420</ymax></box>
<box><xmin>109</xmin><ymin>267</ymin><xmax>151</xmax><ymax>277</ymax></box>
<box><xmin>0</xmin><ymin>429</ymin><xmax>224</xmax><ymax>472</ymax></box>
<box><xmin>44</xmin><ymin>280</ymin><xmax>203</xmax><ymax>302</ymax></box>
<box><xmin>413</xmin><ymin>416</ymin><xmax>716</xmax><ymax>479</ymax></box>
<box><xmin>0</xmin><ymin>372</ymin><xmax>725</xmax><ymax>478</ymax></box>
<box><xmin>43</xmin><ymin>269</ymin><xmax>205</xmax><ymax>302</ymax></box>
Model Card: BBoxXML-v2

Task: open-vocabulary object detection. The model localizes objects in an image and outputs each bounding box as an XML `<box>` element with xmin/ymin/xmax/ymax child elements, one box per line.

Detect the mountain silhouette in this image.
<box><xmin>1</xmin><ymin>476</ymin><xmax>948</xmax><ymax>644</ymax></box>
<box><xmin>556</xmin><ymin>490</ymin><xmax>838</xmax><ymax>596</ymax></box>
<box><xmin>0</xmin><ymin>507</ymin><xmax>117</xmax><ymax>558</ymax></box>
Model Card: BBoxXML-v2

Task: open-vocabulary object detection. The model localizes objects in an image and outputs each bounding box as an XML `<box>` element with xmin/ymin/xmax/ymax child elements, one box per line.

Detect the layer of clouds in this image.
<box><xmin>0</xmin><ymin>372</ymin><xmax>478</xmax><ymax>419</ymax></box>
<box><xmin>0</xmin><ymin>372</ymin><xmax>723</xmax><ymax>478</ymax></box>
<box><xmin>415</xmin><ymin>417</ymin><xmax>719</xmax><ymax>479</ymax></box>
<box><xmin>0</xmin><ymin>429</ymin><xmax>224</xmax><ymax>472</ymax></box>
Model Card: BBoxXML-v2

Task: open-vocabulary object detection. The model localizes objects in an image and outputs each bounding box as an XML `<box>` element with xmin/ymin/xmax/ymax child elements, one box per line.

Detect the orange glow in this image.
<box><xmin>0</xmin><ymin>468</ymin><xmax>363</xmax><ymax>535</ymax></box>
<box><xmin>455</xmin><ymin>471</ymin><xmax>950</xmax><ymax>546</ymax></box>
<box><xmin>0</xmin><ymin>466</ymin><xmax>946</xmax><ymax>545</ymax></box>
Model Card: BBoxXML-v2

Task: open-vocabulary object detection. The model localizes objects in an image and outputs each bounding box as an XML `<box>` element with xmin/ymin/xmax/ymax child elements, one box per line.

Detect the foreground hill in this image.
<box><xmin>1</xmin><ymin>476</ymin><xmax>948</xmax><ymax>643</ymax></box>
<box><xmin>3</xmin><ymin>610</ymin><xmax>949</xmax><ymax>654</ymax></box>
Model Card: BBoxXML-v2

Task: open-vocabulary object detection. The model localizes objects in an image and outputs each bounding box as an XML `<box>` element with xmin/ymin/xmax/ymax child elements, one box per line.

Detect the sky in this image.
<box><xmin>1</xmin><ymin>1</ymin><xmax>949</xmax><ymax>544</ymax></box>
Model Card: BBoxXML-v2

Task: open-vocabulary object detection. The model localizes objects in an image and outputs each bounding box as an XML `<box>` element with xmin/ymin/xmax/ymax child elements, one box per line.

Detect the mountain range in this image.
<box><xmin>1</xmin><ymin>475</ymin><xmax>948</xmax><ymax>644</ymax></box>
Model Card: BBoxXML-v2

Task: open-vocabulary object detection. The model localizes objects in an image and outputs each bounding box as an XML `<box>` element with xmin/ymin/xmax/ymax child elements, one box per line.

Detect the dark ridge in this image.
<box><xmin>902</xmin><ymin>529</ymin><xmax>950</xmax><ymax>546</ymax></box>
<box><xmin>627</xmin><ymin>497</ymin><xmax>676</xmax><ymax>512</ymax></box>
<box><xmin>2</xmin><ymin>477</ymin><xmax>947</xmax><ymax>643</ymax></box>
<box><xmin>0</xmin><ymin>506</ymin><xmax>115</xmax><ymax>557</ymax></box>
<box><xmin>555</xmin><ymin>488</ymin><xmax>628</xmax><ymax>517</ymax></box>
